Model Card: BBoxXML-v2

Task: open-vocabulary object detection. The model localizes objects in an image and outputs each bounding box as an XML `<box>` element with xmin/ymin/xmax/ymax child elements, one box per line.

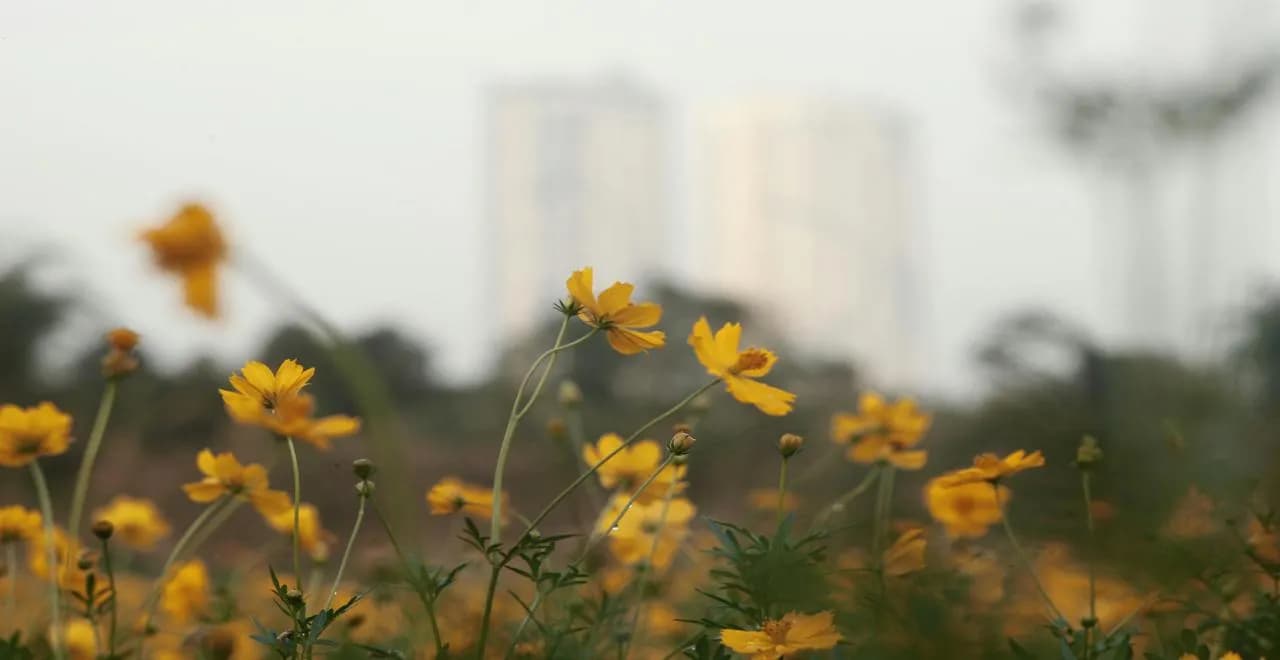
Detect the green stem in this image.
<box><xmin>1082</xmin><ymin>471</ymin><xmax>1098</xmax><ymax>657</ymax></box>
<box><xmin>99</xmin><ymin>536</ymin><xmax>119</xmax><ymax>657</ymax></box>
<box><xmin>576</xmin><ymin>455</ymin><xmax>676</xmax><ymax>564</ymax></box>
<box><xmin>29</xmin><ymin>461</ymin><xmax>65</xmax><ymax>660</ymax></box>
<box><xmin>812</xmin><ymin>467</ymin><xmax>880</xmax><ymax>530</ymax></box>
<box><xmin>141</xmin><ymin>496</ymin><xmax>229</xmax><ymax>635</ymax></box>
<box><xmin>474</xmin><ymin>379</ymin><xmax>719</xmax><ymax>660</ymax></box>
<box><xmin>503</xmin><ymin>590</ymin><xmax>545</xmax><ymax>660</ymax></box>
<box><xmin>624</xmin><ymin>476</ymin><xmax>679</xmax><ymax>658</ymax></box>
<box><xmin>776</xmin><ymin>457</ymin><xmax>790</xmax><ymax>529</ymax></box>
<box><xmin>323</xmin><ymin>493</ymin><xmax>367</xmax><ymax>611</ymax></box>
<box><xmin>286</xmin><ymin>437</ymin><xmax>303</xmax><ymax>592</ymax></box>
<box><xmin>994</xmin><ymin>481</ymin><xmax>1067</xmax><ymax>625</ymax></box>
<box><xmin>871</xmin><ymin>466</ymin><xmax>896</xmax><ymax>562</ymax></box>
<box><xmin>68</xmin><ymin>381</ymin><xmax>117</xmax><ymax>542</ymax></box>
<box><xmin>184</xmin><ymin>497</ymin><xmax>243</xmax><ymax>555</ymax></box>
<box><xmin>371</xmin><ymin>501</ymin><xmax>443</xmax><ymax>655</ymax></box>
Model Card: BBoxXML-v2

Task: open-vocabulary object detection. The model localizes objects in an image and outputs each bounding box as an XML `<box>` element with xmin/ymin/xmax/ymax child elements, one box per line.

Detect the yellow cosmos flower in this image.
<box><xmin>61</xmin><ymin>619</ymin><xmax>98</xmax><ymax>660</ymax></box>
<box><xmin>0</xmin><ymin>505</ymin><xmax>42</xmax><ymax>543</ymax></box>
<box><xmin>566</xmin><ymin>267</ymin><xmax>666</xmax><ymax>355</ymax></box>
<box><xmin>160</xmin><ymin>559</ymin><xmax>210</xmax><ymax>624</ymax></box>
<box><xmin>925</xmin><ymin>477</ymin><xmax>1010</xmax><ymax>539</ymax></box>
<box><xmin>0</xmin><ymin>402</ymin><xmax>74</xmax><ymax>468</ymax></box>
<box><xmin>139</xmin><ymin>203</ymin><xmax>227</xmax><ymax>318</ymax></box>
<box><xmin>687</xmin><ymin>317</ymin><xmax>795</xmax><ymax>416</ymax></box>
<box><xmin>831</xmin><ymin>392</ymin><xmax>931</xmax><ymax>470</ymax></box>
<box><xmin>882</xmin><ymin>528</ymin><xmax>926</xmax><ymax>577</ymax></box>
<box><xmin>219</xmin><ymin>360</ymin><xmax>360</xmax><ymax>449</ymax></box>
<box><xmin>608</xmin><ymin>497</ymin><xmax>696</xmax><ymax>570</ymax></box>
<box><xmin>27</xmin><ymin>526</ymin><xmax>89</xmax><ymax>589</ymax></box>
<box><xmin>264</xmin><ymin>503</ymin><xmax>335</xmax><ymax>562</ymax></box>
<box><xmin>92</xmin><ymin>495</ymin><xmax>171</xmax><ymax>551</ymax></box>
<box><xmin>720</xmin><ymin>611</ymin><xmax>841</xmax><ymax>659</ymax></box>
<box><xmin>181</xmin><ymin>449</ymin><xmax>292</xmax><ymax>516</ymax></box>
<box><xmin>583</xmin><ymin>434</ymin><xmax>686</xmax><ymax>504</ymax></box>
<box><xmin>935</xmin><ymin>450</ymin><xmax>1046</xmax><ymax>487</ymax></box>
<box><xmin>427</xmin><ymin>477</ymin><xmax>507</xmax><ymax>521</ymax></box>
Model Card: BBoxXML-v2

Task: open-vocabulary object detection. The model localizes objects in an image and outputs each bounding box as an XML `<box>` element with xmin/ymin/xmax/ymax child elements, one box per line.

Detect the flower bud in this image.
<box><xmin>1076</xmin><ymin>436</ymin><xmax>1103</xmax><ymax>469</ymax></box>
<box><xmin>285</xmin><ymin>589</ymin><xmax>304</xmax><ymax>604</ymax></box>
<box><xmin>352</xmin><ymin>458</ymin><xmax>375</xmax><ymax>480</ymax></box>
<box><xmin>667</xmin><ymin>431</ymin><xmax>696</xmax><ymax>456</ymax></box>
<box><xmin>101</xmin><ymin>351</ymin><xmax>139</xmax><ymax>379</ymax></box>
<box><xmin>558</xmin><ymin>381</ymin><xmax>583</xmax><ymax>407</ymax></box>
<box><xmin>76</xmin><ymin>550</ymin><xmax>95</xmax><ymax>571</ymax></box>
<box><xmin>546</xmin><ymin>417</ymin><xmax>568</xmax><ymax>439</ymax></box>
<box><xmin>92</xmin><ymin>520</ymin><xmax>115</xmax><ymax>540</ymax></box>
<box><xmin>106</xmin><ymin>328</ymin><xmax>140</xmax><ymax>352</ymax></box>
<box><xmin>777</xmin><ymin>433</ymin><xmax>805</xmax><ymax>458</ymax></box>
<box><xmin>355</xmin><ymin>480</ymin><xmax>376</xmax><ymax>497</ymax></box>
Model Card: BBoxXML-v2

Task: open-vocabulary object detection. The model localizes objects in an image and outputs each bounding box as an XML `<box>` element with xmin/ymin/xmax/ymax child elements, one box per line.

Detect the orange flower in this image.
<box><xmin>583</xmin><ymin>433</ymin><xmax>686</xmax><ymax>504</ymax></box>
<box><xmin>139</xmin><ymin>203</ymin><xmax>227</xmax><ymax>318</ymax></box>
<box><xmin>427</xmin><ymin>477</ymin><xmax>507</xmax><ymax>521</ymax></box>
<box><xmin>219</xmin><ymin>360</ymin><xmax>360</xmax><ymax>449</ymax></box>
<box><xmin>925</xmin><ymin>477</ymin><xmax>1010</xmax><ymax>539</ymax></box>
<box><xmin>106</xmin><ymin>328</ymin><xmax>140</xmax><ymax>352</ymax></box>
<box><xmin>720</xmin><ymin>611</ymin><xmax>841</xmax><ymax>659</ymax></box>
<box><xmin>688</xmin><ymin>317</ymin><xmax>795</xmax><ymax>416</ymax></box>
<box><xmin>607</xmin><ymin>497</ymin><xmax>696</xmax><ymax>570</ymax></box>
<box><xmin>181</xmin><ymin>449</ymin><xmax>292</xmax><ymax>516</ymax></box>
<box><xmin>935</xmin><ymin>450</ymin><xmax>1045</xmax><ymax>487</ymax></box>
<box><xmin>0</xmin><ymin>402</ymin><xmax>74</xmax><ymax>468</ymax></box>
<box><xmin>831</xmin><ymin>392</ymin><xmax>930</xmax><ymax>470</ymax></box>
<box><xmin>882</xmin><ymin>528</ymin><xmax>926</xmax><ymax>577</ymax></box>
<box><xmin>566</xmin><ymin>267</ymin><xmax>666</xmax><ymax>355</ymax></box>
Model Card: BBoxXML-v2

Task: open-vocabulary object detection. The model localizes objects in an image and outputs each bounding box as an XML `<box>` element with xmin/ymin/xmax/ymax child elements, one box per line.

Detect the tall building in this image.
<box><xmin>695</xmin><ymin>97</ymin><xmax>922</xmax><ymax>388</ymax></box>
<box><xmin>487</xmin><ymin>74</ymin><xmax>668</xmax><ymax>343</ymax></box>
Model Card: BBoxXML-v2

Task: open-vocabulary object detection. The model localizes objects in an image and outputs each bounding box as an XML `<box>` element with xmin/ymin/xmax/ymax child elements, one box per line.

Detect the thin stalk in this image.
<box><xmin>812</xmin><ymin>467</ymin><xmax>880</xmax><ymax>530</ymax></box>
<box><xmin>871</xmin><ymin>466</ymin><xmax>896</xmax><ymax>561</ymax></box>
<box><xmin>99</xmin><ymin>537</ymin><xmax>119</xmax><ymax>657</ymax></box>
<box><xmin>4</xmin><ymin>543</ymin><xmax>15</xmax><ymax>623</ymax></box>
<box><xmin>184</xmin><ymin>497</ymin><xmax>243</xmax><ymax>555</ymax></box>
<box><xmin>503</xmin><ymin>590</ymin><xmax>545</xmax><ymax>660</ymax></box>
<box><xmin>576</xmin><ymin>455</ymin><xmax>676</xmax><ymax>563</ymax></box>
<box><xmin>1082</xmin><ymin>471</ymin><xmax>1098</xmax><ymax>656</ymax></box>
<box><xmin>67</xmin><ymin>381</ymin><xmax>117</xmax><ymax>541</ymax></box>
<box><xmin>491</xmin><ymin>319</ymin><xmax>596</xmax><ymax>543</ymax></box>
<box><xmin>323</xmin><ymin>493</ymin><xmax>367</xmax><ymax>610</ymax></box>
<box><xmin>474</xmin><ymin>379</ymin><xmax>720</xmax><ymax>659</ymax></box>
<box><xmin>371</xmin><ymin>500</ymin><xmax>443</xmax><ymax>655</ymax></box>
<box><xmin>29</xmin><ymin>461</ymin><xmax>65</xmax><ymax>660</ymax></box>
<box><xmin>624</xmin><ymin>477</ymin><xmax>679</xmax><ymax>658</ymax></box>
<box><xmin>286</xmin><ymin>437</ymin><xmax>303</xmax><ymax>592</ymax></box>
<box><xmin>776</xmin><ymin>457</ymin><xmax>790</xmax><ymax>529</ymax></box>
<box><xmin>994</xmin><ymin>482</ymin><xmax>1067</xmax><ymax>625</ymax></box>
<box><xmin>141</xmin><ymin>496</ymin><xmax>229</xmax><ymax>634</ymax></box>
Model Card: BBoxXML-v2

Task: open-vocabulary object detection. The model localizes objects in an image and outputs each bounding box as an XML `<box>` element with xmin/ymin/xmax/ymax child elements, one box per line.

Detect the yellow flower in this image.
<box><xmin>883</xmin><ymin>528</ymin><xmax>926</xmax><ymax>577</ymax></box>
<box><xmin>608</xmin><ymin>497</ymin><xmax>696</xmax><ymax>570</ymax></box>
<box><xmin>92</xmin><ymin>496</ymin><xmax>171</xmax><ymax>551</ymax></box>
<box><xmin>720</xmin><ymin>611</ymin><xmax>841</xmax><ymax>659</ymax></box>
<box><xmin>935</xmin><ymin>450</ymin><xmax>1046</xmax><ymax>487</ymax></box>
<box><xmin>831</xmin><ymin>392</ymin><xmax>930</xmax><ymax>470</ymax></box>
<box><xmin>925</xmin><ymin>477</ymin><xmax>1010</xmax><ymax>539</ymax></box>
<box><xmin>0</xmin><ymin>402</ymin><xmax>74</xmax><ymax>467</ymax></box>
<box><xmin>583</xmin><ymin>434</ymin><xmax>686</xmax><ymax>504</ymax></box>
<box><xmin>953</xmin><ymin>548</ymin><xmax>1005</xmax><ymax>606</ymax></box>
<box><xmin>61</xmin><ymin>619</ymin><xmax>98</xmax><ymax>660</ymax></box>
<box><xmin>181</xmin><ymin>449</ymin><xmax>292</xmax><ymax>516</ymax></box>
<box><xmin>160</xmin><ymin>559</ymin><xmax>209</xmax><ymax>624</ymax></box>
<box><xmin>0</xmin><ymin>505</ymin><xmax>42</xmax><ymax>543</ymax></box>
<box><xmin>264</xmin><ymin>503</ymin><xmax>335</xmax><ymax>562</ymax></box>
<box><xmin>219</xmin><ymin>360</ymin><xmax>360</xmax><ymax>449</ymax></box>
<box><xmin>27</xmin><ymin>526</ymin><xmax>89</xmax><ymax>589</ymax></box>
<box><xmin>566</xmin><ymin>267</ymin><xmax>666</xmax><ymax>355</ymax></box>
<box><xmin>687</xmin><ymin>317</ymin><xmax>795</xmax><ymax>416</ymax></box>
<box><xmin>139</xmin><ymin>203</ymin><xmax>227</xmax><ymax>318</ymax></box>
<box><xmin>1220</xmin><ymin>653</ymin><xmax>1242</xmax><ymax>660</ymax></box>
<box><xmin>427</xmin><ymin>477</ymin><xmax>507</xmax><ymax>520</ymax></box>
<box><xmin>748</xmin><ymin>489</ymin><xmax>799</xmax><ymax>513</ymax></box>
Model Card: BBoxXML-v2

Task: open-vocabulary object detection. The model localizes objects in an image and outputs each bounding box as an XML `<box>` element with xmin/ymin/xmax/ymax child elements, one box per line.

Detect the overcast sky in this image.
<box><xmin>3</xmin><ymin>0</ymin><xmax>1278</xmax><ymax>396</ymax></box>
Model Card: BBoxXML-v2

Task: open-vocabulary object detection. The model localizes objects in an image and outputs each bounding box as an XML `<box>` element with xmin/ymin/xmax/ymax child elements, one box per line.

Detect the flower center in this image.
<box><xmin>731</xmin><ymin>350</ymin><xmax>769</xmax><ymax>374</ymax></box>
<box><xmin>762</xmin><ymin>619</ymin><xmax>792</xmax><ymax>644</ymax></box>
<box><xmin>953</xmin><ymin>494</ymin><xmax>976</xmax><ymax>515</ymax></box>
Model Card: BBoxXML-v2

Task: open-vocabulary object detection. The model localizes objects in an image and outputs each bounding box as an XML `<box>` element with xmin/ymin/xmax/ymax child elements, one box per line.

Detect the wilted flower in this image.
<box><xmin>427</xmin><ymin>477</ymin><xmax>507</xmax><ymax>520</ymax></box>
<box><xmin>0</xmin><ymin>505</ymin><xmax>42</xmax><ymax>544</ymax></box>
<box><xmin>882</xmin><ymin>528</ymin><xmax>927</xmax><ymax>577</ymax></box>
<box><xmin>0</xmin><ymin>402</ymin><xmax>73</xmax><ymax>468</ymax></box>
<box><xmin>935</xmin><ymin>450</ymin><xmax>1045</xmax><ymax>487</ymax></box>
<box><xmin>583</xmin><ymin>434</ymin><xmax>686</xmax><ymax>504</ymax></box>
<box><xmin>92</xmin><ymin>495</ymin><xmax>171</xmax><ymax>551</ymax></box>
<box><xmin>181</xmin><ymin>449</ymin><xmax>292</xmax><ymax>516</ymax></box>
<box><xmin>139</xmin><ymin>203</ymin><xmax>227</xmax><ymax>318</ymax></box>
<box><xmin>688</xmin><ymin>317</ymin><xmax>795</xmax><ymax>416</ymax></box>
<box><xmin>566</xmin><ymin>267</ymin><xmax>666</xmax><ymax>354</ymax></box>
<box><xmin>925</xmin><ymin>477</ymin><xmax>1010</xmax><ymax>539</ymax></box>
<box><xmin>720</xmin><ymin>611</ymin><xmax>841</xmax><ymax>659</ymax></box>
<box><xmin>831</xmin><ymin>392</ymin><xmax>930</xmax><ymax>470</ymax></box>
<box><xmin>160</xmin><ymin>559</ymin><xmax>210</xmax><ymax>624</ymax></box>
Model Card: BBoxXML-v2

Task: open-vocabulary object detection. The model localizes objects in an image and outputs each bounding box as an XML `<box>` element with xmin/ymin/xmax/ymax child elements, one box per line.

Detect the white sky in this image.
<box><xmin>2</xmin><ymin>0</ymin><xmax>1278</xmax><ymax>396</ymax></box>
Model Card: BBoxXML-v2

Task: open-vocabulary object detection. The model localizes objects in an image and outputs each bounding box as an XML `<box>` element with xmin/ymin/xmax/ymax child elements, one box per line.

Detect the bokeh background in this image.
<box><xmin>4</xmin><ymin>0</ymin><xmax>1280</xmax><ymax>572</ymax></box>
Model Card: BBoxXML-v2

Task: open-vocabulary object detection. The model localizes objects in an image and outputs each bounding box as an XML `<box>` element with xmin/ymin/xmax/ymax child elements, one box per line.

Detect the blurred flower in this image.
<box><xmin>953</xmin><ymin>548</ymin><xmax>1006</xmax><ymax>606</ymax></box>
<box><xmin>583</xmin><ymin>433</ymin><xmax>686</xmax><ymax>504</ymax></box>
<box><xmin>0</xmin><ymin>402</ymin><xmax>73</xmax><ymax>468</ymax></box>
<box><xmin>181</xmin><ymin>449</ymin><xmax>292</xmax><ymax>516</ymax></box>
<box><xmin>925</xmin><ymin>477</ymin><xmax>1010</xmax><ymax>539</ymax></box>
<box><xmin>220</xmin><ymin>360</ymin><xmax>359</xmax><ymax>449</ymax></box>
<box><xmin>264</xmin><ymin>503</ymin><xmax>335</xmax><ymax>562</ymax></box>
<box><xmin>748</xmin><ymin>488</ymin><xmax>799</xmax><ymax>513</ymax></box>
<box><xmin>1221</xmin><ymin>653</ymin><xmax>1242</xmax><ymax>660</ymax></box>
<box><xmin>139</xmin><ymin>203</ymin><xmax>227</xmax><ymax>318</ymax></box>
<box><xmin>427</xmin><ymin>477</ymin><xmax>506</xmax><ymax>520</ymax></box>
<box><xmin>27</xmin><ymin>526</ymin><xmax>89</xmax><ymax>590</ymax></box>
<box><xmin>831</xmin><ymin>392</ymin><xmax>930</xmax><ymax>470</ymax></box>
<box><xmin>1247</xmin><ymin>517</ymin><xmax>1280</xmax><ymax>565</ymax></box>
<box><xmin>340</xmin><ymin>593</ymin><xmax>406</xmax><ymax>644</ymax></box>
<box><xmin>882</xmin><ymin>528</ymin><xmax>926</xmax><ymax>577</ymax></box>
<box><xmin>102</xmin><ymin>327</ymin><xmax>141</xmax><ymax>378</ymax></box>
<box><xmin>92</xmin><ymin>495</ymin><xmax>171</xmax><ymax>551</ymax></box>
<box><xmin>688</xmin><ymin>317</ymin><xmax>795</xmax><ymax>416</ymax></box>
<box><xmin>565</xmin><ymin>267</ymin><xmax>666</xmax><ymax>355</ymax></box>
<box><xmin>935</xmin><ymin>450</ymin><xmax>1045</xmax><ymax>487</ymax></box>
<box><xmin>609</xmin><ymin>497</ymin><xmax>696</xmax><ymax>570</ymax></box>
<box><xmin>1162</xmin><ymin>486</ymin><xmax>1218</xmax><ymax>539</ymax></box>
<box><xmin>60</xmin><ymin>619</ymin><xmax>97</xmax><ymax>660</ymax></box>
<box><xmin>160</xmin><ymin>559</ymin><xmax>209</xmax><ymax>625</ymax></box>
<box><xmin>720</xmin><ymin>611</ymin><xmax>841</xmax><ymax>659</ymax></box>
<box><xmin>0</xmin><ymin>505</ymin><xmax>42</xmax><ymax>544</ymax></box>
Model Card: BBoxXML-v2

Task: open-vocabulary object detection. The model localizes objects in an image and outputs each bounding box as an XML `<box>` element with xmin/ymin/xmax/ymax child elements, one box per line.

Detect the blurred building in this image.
<box><xmin>487</xmin><ymin>74</ymin><xmax>668</xmax><ymax>343</ymax></box>
<box><xmin>695</xmin><ymin>97</ymin><xmax>923</xmax><ymax>388</ymax></box>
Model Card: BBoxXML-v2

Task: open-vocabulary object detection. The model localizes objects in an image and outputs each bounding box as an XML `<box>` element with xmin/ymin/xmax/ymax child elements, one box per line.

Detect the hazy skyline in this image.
<box><xmin>3</xmin><ymin>0</ymin><xmax>1278</xmax><ymax>397</ymax></box>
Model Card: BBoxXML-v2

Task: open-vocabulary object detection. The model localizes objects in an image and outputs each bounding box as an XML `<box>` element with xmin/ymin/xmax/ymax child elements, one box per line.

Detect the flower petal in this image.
<box><xmin>725</xmin><ymin>377</ymin><xmax>796</xmax><ymax>416</ymax></box>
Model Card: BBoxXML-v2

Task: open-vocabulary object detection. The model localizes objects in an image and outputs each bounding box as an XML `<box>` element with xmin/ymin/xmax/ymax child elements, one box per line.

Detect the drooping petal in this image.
<box><xmin>566</xmin><ymin>268</ymin><xmax>598</xmax><ymax>314</ymax></box>
<box><xmin>250</xmin><ymin>490</ymin><xmax>293</xmax><ymax>517</ymax></box>
<box><xmin>606</xmin><ymin>327</ymin><xmax>666</xmax><ymax>355</ymax></box>
<box><xmin>888</xmin><ymin>449</ymin><xmax>929</xmax><ymax>471</ymax></box>
<box><xmin>848</xmin><ymin>437</ymin><xmax>889</xmax><ymax>464</ymax></box>
<box><xmin>182</xmin><ymin>481</ymin><xmax>225</xmax><ymax>503</ymax></box>
<box><xmin>307</xmin><ymin>415</ymin><xmax>361</xmax><ymax>440</ymax></box>
<box><xmin>725</xmin><ymin>377</ymin><xmax>796</xmax><ymax>416</ymax></box>
<box><xmin>180</xmin><ymin>261</ymin><xmax>219</xmax><ymax>318</ymax></box>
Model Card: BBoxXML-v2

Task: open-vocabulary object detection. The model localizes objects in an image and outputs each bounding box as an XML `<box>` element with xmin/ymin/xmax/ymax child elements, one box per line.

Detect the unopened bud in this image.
<box><xmin>352</xmin><ymin>458</ymin><xmax>375</xmax><ymax>480</ymax></box>
<box><xmin>1076</xmin><ymin>436</ymin><xmax>1103</xmax><ymax>469</ymax></box>
<box><xmin>667</xmin><ymin>432</ymin><xmax>696</xmax><ymax>456</ymax></box>
<box><xmin>101</xmin><ymin>350</ymin><xmax>139</xmax><ymax>379</ymax></box>
<box><xmin>777</xmin><ymin>433</ymin><xmax>805</xmax><ymax>458</ymax></box>
<box><xmin>355</xmin><ymin>480</ymin><xmax>376</xmax><ymax>497</ymax></box>
<box><xmin>76</xmin><ymin>551</ymin><xmax>95</xmax><ymax>571</ymax></box>
<box><xmin>285</xmin><ymin>589</ymin><xmax>304</xmax><ymax>604</ymax></box>
<box><xmin>106</xmin><ymin>328</ymin><xmax>140</xmax><ymax>352</ymax></box>
<box><xmin>558</xmin><ymin>381</ymin><xmax>583</xmax><ymax>407</ymax></box>
<box><xmin>546</xmin><ymin>417</ymin><xmax>567</xmax><ymax>439</ymax></box>
<box><xmin>92</xmin><ymin>520</ymin><xmax>114</xmax><ymax>540</ymax></box>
